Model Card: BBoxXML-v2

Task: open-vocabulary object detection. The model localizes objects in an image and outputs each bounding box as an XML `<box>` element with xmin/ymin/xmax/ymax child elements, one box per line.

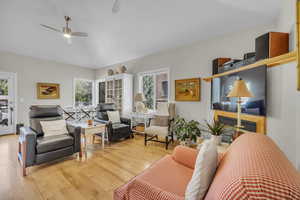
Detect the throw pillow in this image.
<box><xmin>40</xmin><ymin>119</ymin><xmax>69</xmax><ymax>137</ymax></box>
<box><xmin>150</xmin><ymin>115</ymin><xmax>169</xmax><ymax>127</ymax></box>
<box><xmin>107</xmin><ymin>111</ymin><xmax>121</xmax><ymax>123</ymax></box>
<box><xmin>185</xmin><ymin>139</ymin><xmax>218</xmax><ymax>200</ymax></box>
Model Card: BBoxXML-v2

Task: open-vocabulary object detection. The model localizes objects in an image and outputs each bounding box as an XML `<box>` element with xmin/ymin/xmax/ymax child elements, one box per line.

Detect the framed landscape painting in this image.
<box><xmin>175</xmin><ymin>78</ymin><xmax>201</xmax><ymax>101</ymax></box>
<box><xmin>37</xmin><ymin>83</ymin><xmax>60</xmax><ymax>99</ymax></box>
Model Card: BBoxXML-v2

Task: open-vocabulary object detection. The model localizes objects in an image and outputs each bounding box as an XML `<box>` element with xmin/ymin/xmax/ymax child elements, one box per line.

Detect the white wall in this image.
<box><xmin>0</xmin><ymin>51</ymin><xmax>95</xmax><ymax>125</ymax></box>
<box><xmin>96</xmin><ymin>24</ymin><xmax>276</xmax><ymax>123</ymax></box>
<box><xmin>267</xmin><ymin>62</ymin><xmax>300</xmax><ymax>168</ymax></box>
<box><xmin>0</xmin><ymin>1</ymin><xmax>298</xmax><ymax>170</ymax></box>
<box><xmin>96</xmin><ymin>18</ymin><xmax>300</xmax><ymax>169</ymax></box>
<box><xmin>277</xmin><ymin>0</ymin><xmax>296</xmax><ymax>33</ymax></box>
<box><xmin>275</xmin><ymin>0</ymin><xmax>300</xmax><ymax>170</ymax></box>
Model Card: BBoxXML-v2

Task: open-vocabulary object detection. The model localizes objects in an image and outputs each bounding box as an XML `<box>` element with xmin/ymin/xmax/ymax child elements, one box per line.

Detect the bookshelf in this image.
<box><xmin>203</xmin><ymin>51</ymin><xmax>297</xmax><ymax>82</ymax></box>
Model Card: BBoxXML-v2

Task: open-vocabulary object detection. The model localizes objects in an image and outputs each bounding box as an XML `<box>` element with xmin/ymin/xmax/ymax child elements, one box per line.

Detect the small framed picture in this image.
<box><xmin>37</xmin><ymin>83</ymin><xmax>60</xmax><ymax>99</ymax></box>
<box><xmin>175</xmin><ymin>78</ymin><xmax>201</xmax><ymax>101</ymax></box>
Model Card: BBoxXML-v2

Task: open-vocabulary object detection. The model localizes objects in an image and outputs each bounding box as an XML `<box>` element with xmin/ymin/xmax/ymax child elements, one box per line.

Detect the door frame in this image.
<box><xmin>0</xmin><ymin>71</ymin><xmax>17</xmax><ymax>135</ymax></box>
<box><xmin>95</xmin><ymin>78</ymin><xmax>105</xmax><ymax>105</ymax></box>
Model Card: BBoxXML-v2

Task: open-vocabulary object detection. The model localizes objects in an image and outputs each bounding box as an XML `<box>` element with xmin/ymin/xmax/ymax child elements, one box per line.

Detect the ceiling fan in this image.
<box><xmin>112</xmin><ymin>0</ymin><xmax>121</xmax><ymax>13</ymax></box>
<box><xmin>40</xmin><ymin>16</ymin><xmax>88</xmax><ymax>44</ymax></box>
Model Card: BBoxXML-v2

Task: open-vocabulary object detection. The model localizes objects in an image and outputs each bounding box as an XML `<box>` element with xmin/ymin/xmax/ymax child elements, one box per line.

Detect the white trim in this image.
<box><xmin>0</xmin><ymin>71</ymin><xmax>17</xmax><ymax>135</ymax></box>
<box><xmin>105</xmin><ymin>73</ymin><xmax>132</xmax><ymax>81</ymax></box>
<box><xmin>137</xmin><ymin>68</ymin><xmax>170</xmax><ymax>77</ymax></box>
<box><xmin>73</xmin><ymin>78</ymin><xmax>96</xmax><ymax>107</ymax></box>
<box><xmin>14</xmin><ymin>72</ymin><xmax>18</xmax><ymax>133</ymax></box>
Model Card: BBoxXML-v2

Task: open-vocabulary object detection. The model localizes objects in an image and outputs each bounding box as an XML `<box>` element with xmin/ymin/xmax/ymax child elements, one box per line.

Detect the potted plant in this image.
<box><xmin>200</xmin><ymin>120</ymin><xmax>231</xmax><ymax>145</ymax></box>
<box><xmin>173</xmin><ymin>117</ymin><xmax>201</xmax><ymax>146</ymax></box>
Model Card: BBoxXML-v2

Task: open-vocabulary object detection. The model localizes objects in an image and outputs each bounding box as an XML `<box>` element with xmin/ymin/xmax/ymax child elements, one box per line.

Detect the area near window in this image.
<box><xmin>138</xmin><ymin>68</ymin><xmax>169</xmax><ymax>111</ymax></box>
<box><xmin>74</xmin><ymin>78</ymin><xmax>95</xmax><ymax>107</ymax></box>
<box><xmin>0</xmin><ymin>79</ymin><xmax>8</xmax><ymax>128</ymax></box>
<box><xmin>0</xmin><ymin>72</ymin><xmax>17</xmax><ymax>135</ymax></box>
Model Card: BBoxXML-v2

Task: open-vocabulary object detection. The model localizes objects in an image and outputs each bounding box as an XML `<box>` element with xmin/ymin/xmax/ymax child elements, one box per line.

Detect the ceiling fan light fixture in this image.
<box><xmin>63</xmin><ymin>33</ymin><xmax>71</xmax><ymax>38</ymax></box>
<box><xmin>41</xmin><ymin>16</ymin><xmax>88</xmax><ymax>43</ymax></box>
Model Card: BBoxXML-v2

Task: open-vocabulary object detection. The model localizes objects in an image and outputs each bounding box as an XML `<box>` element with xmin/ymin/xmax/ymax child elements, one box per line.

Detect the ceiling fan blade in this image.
<box><xmin>71</xmin><ymin>32</ymin><xmax>88</xmax><ymax>37</ymax></box>
<box><xmin>112</xmin><ymin>0</ymin><xmax>121</xmax><ymax>13</ymax></box>
<box><xmin>40</xmin><ymin>24</ymin><xmax>62</xmax><ymax>33</ymax></box>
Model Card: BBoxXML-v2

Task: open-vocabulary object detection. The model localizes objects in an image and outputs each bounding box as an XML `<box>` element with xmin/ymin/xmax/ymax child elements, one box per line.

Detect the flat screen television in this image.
<box><xmin>211</xmin><ymin>65</ymin><xmax>267</xmax><ymax>116</ymax></box>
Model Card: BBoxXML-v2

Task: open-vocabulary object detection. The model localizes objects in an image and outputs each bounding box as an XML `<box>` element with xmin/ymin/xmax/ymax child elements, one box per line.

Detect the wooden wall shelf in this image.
<box><xmin>203</xmin><ymin>51</ymin><xmax>297</xmax><ymax>82</ymax></box>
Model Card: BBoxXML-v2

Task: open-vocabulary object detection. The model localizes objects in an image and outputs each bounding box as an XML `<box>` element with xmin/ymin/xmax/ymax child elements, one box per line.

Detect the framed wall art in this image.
<box><xmin>37</xmin><ymin>83</ymin><xmax>60</xmax><ymax>99</ymax></box>
<box><xmin>175</xmin><ymin>78</ymin><xmax>201</xmax><ymax>101</ymax></box>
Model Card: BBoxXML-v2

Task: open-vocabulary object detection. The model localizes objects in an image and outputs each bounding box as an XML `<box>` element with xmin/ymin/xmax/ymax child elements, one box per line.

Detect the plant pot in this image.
<box><xmin>211</xmin><ymin>135</ymin><xmax>222</xmax><ymax>145</ymax></box>
<box><xmin>180</xmin><ymin>140</ymin><xmax>193</xmax><ymax>147</ymax></box>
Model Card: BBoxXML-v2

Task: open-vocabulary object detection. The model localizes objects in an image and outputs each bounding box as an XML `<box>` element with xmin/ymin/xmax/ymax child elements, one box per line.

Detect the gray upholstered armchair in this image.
<box><xmin>18</xmin><ymin>105</ymin><xmax>81</xmax><ymax>176</ymax></box>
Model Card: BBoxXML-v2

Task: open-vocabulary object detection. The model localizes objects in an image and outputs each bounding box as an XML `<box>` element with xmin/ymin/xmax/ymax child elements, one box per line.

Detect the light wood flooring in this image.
<box><xmin>0</xmin><ymin>134</ymin><xmax>174</xmax><ymax>200</ymax></box>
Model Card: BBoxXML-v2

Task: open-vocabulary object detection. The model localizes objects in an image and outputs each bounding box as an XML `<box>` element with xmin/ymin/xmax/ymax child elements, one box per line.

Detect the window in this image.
<box><xmin>0</xmin><ymin>80</ymin><xmax>8</xmax><ymax>96</ymax></box>
<box><xmin>74</xmin><ymin>79</ymin><xmax>95</xmax><ymax>107</ymax></box>
<box><xmin>0</xmin><ymin>79</ymin><xmax>9</xmax><ymax>128</ymax></box>
<box><xmin>139</xmin><ymin>69</ymin><xmax>169</xmax><ymax>110</ymax></box>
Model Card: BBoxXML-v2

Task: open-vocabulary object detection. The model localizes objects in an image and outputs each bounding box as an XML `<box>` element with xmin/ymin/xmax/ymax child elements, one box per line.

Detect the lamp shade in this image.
<box><xmin>227</xmin><ymin>79</ymin><xmax>253</xmax><ymax>98</ymax></box>
<box><xmin>134</xmin><ymin>93</ymin><xmax>145</xmax><ymax>102</ymax></box>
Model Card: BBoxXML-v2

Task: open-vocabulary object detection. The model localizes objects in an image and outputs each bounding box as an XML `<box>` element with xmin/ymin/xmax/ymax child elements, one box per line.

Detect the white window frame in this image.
<box><xmin>73</xmin><ymin>78</ymin><xmax>96</xmax><ymax>107</ymax></box>
<box><xmin>138</xmin><ymin>68</ymin><xmax>170</xmax><ymax>111</ymax></box>
<box><xmin>0</xmin><ymin>71</ymin><xmax>17</xmax><ymax>135</ymax></box>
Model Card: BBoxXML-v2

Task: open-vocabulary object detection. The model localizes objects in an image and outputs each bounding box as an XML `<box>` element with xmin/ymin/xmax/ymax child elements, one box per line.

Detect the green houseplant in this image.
<box><xmin>200</xmin><ymin>120</ymin><xmax>231</xmax><ymax>144</ymax></box>
<box><xmin>173</xmin><ymin>117</ymin><xmax>201</xmax><ymax>146</ymax></box>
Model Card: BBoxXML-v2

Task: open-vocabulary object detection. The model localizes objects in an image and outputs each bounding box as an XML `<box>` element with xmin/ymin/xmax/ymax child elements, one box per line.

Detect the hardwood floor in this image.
<box><xmin>0</xmin><ymin>134</ymin><xmax>174</xmax><ymax>200</ymax></box>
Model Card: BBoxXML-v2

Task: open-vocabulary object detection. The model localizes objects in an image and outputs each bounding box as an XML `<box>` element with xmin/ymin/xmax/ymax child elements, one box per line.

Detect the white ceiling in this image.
<box><xmin>0</xmin><ymin>0</ymin><xmax>282</xmax><ymax>68</ymax></box>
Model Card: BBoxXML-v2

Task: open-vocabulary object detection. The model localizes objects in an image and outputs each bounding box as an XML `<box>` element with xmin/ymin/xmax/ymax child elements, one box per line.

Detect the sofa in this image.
<box><xmin>94</xmin><ymin>103</ymin><xmax>133</xmax><ymax>142</ymax></box>
<box><xmin>114</xmin><ymin>133</ymin><xmax>300</xmax><ymax>200</ymax></box>
<box><xmin>18</xmin><ymin>105</ymin><xmax>81</xmax><ymax>176</ymax></box>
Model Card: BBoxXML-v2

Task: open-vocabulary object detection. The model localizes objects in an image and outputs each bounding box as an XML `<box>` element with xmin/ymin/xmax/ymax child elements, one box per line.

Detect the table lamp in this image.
<box><xmin>227</xmin><ymin>78</ymin><xmax>253</xmax><ymax>133</ymax></box>
<box><xmin>134</xmin><ymin>93</ymin><xmax>146</xmax><ymax>113</ymax></box>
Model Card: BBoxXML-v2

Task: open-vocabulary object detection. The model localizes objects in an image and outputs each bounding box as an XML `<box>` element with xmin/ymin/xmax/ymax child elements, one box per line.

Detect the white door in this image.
<box><xmin>0</xmin><ymin>72</ymin><xmax>16</xmax><ymax>135</ymax></box>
